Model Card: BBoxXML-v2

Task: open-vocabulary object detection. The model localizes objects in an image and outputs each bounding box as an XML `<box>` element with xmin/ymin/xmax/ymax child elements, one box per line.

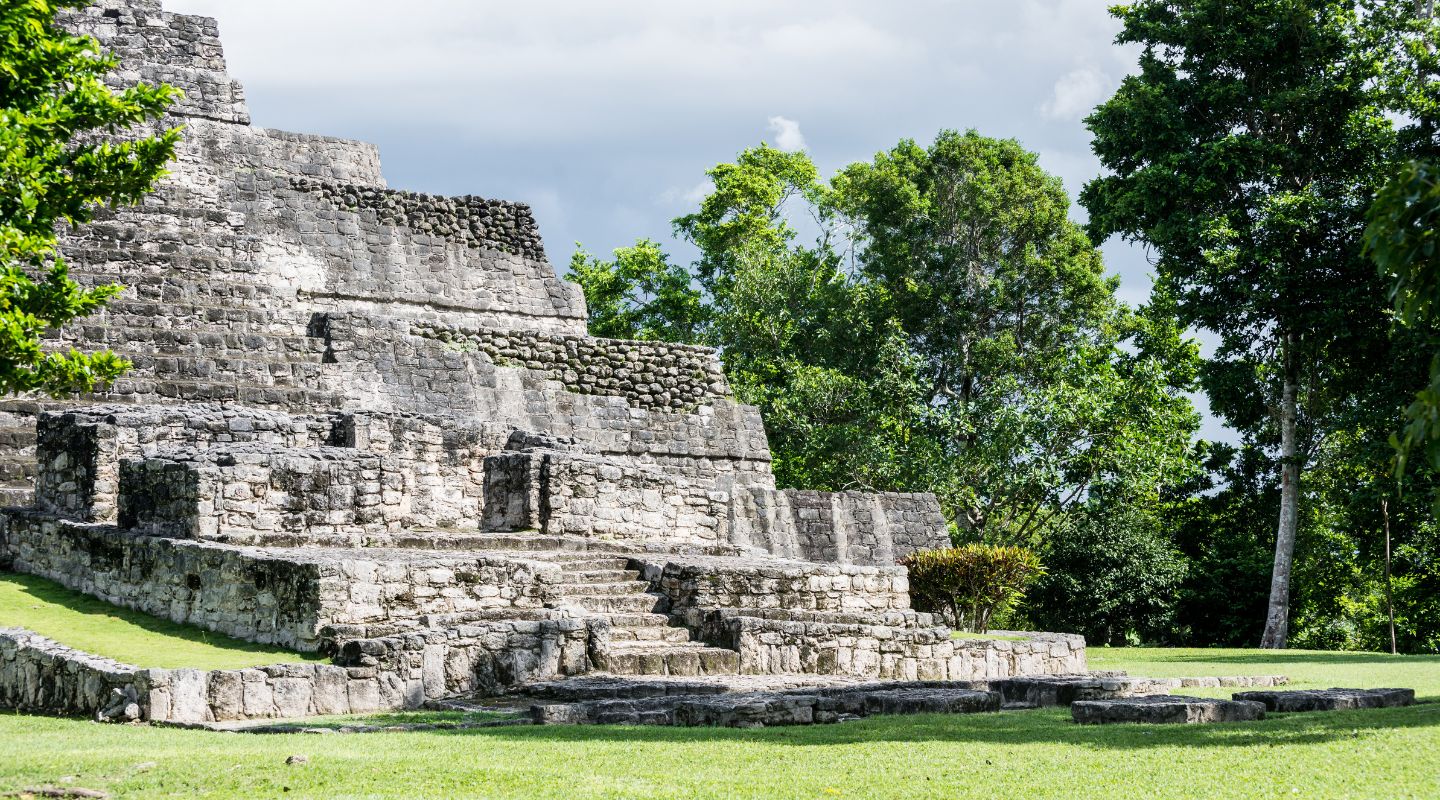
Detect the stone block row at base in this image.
<box><xmin>1072</xmin><ymin>687</ymin><xmax>1417</xmax><ymax>725</ymax></box>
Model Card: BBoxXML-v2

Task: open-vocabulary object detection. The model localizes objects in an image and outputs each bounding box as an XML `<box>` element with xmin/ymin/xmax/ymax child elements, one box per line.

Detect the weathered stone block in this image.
<box><xmin>1072</xmin><ymin>695</ymin><xmax>1266</xmax><ymax>725</ymax></box>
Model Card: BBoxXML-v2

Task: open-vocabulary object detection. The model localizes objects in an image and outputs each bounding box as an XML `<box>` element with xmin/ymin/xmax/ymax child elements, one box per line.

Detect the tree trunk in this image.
<box><xmin>1383</xmin><ymin>499</ymin><xmax>1398</xmax><ymax>656</ymax></box>
<box><xmin>1261</xmin><ymin>334</ymin><xmax>1300</xmax><ymax>649</ymax></box>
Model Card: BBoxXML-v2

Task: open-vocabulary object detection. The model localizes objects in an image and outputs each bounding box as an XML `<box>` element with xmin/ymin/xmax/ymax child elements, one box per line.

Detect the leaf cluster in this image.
<box><xmin>1</xmin><ymin>0</ymin><xmax>180</xmax><ymax>395</ymax></box>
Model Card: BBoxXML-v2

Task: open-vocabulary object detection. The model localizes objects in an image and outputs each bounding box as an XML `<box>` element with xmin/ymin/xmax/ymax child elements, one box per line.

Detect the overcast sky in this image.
<box><xmin>165</xmin><ymin>0</ymin><xmax>1229</xmax><ymax>438</ymax></box>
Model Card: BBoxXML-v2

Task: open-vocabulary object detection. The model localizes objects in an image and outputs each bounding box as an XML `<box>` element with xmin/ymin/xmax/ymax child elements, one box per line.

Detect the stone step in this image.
<box><xmin>0</xmin><ymin>461</ymin><xmax>36</xmax><ymax>482</ymax></box>
<box><xmin>552</xmin><ymin>581</ymin><xmax>650</xmax><ymax>597</ymax></box>
<box><xmin>0</xmin><ymin>485</ymin><xmax>34</xmax><ymax>508</ymax></box>
<box><xmin>88</xmin><ymin>378</ymin><xmax>343</xmax><ymax>409</ymax></box>
<box><xmin>60</xmin><ymin>325</ymin><xmax>325</xmax><ymax>356</ymax></box>
<box><xmin>598</xmin><ymin>613</ymin><xmax>672</xmax><ymax>628</ymax></box>
<box><xmin>561</xmin><ymin>593</ymin><xmax>666</xmax><ymax>615</ymax></box>
<box><xmin>548</xmin><ymin>556</ymin><xmax>634</xmax><ymax>572</ymax></box>
<box><xmin>608</xmin><ymin>626</ymin><xmax>693</xmax><ymax>644</ymax></box>
<box><xmin>608</xmin><ymin>640</ymin><xmax>712</xmax><ymax>651</ymax></box>
<box><xmin>596</xmin><ymin>645</ymin><xmax>739</xmax><ymax>677</ymax></box>
<box><xmin>557</xmin><ymin>569</ymin><xmax>641</xmax><ymax>583</ymax></box>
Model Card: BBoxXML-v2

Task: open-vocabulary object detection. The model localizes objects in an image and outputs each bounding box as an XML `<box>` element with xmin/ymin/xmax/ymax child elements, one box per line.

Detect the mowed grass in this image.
<box><xmin>0</xmin><ymin>646</ymin><xmax>1436</xmax><ymax>799</ymax></box>
<box><xmin>0</xmin><ymin>572</ymin><xmax>323</xmax><ymax>670</ymax></box>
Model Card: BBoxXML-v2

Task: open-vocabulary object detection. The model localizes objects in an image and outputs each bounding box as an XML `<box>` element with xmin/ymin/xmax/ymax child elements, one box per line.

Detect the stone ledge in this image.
<box><xmin>1072</xmin><ymin>695</ymin><xmax>1266</xmax><ymax>725</ymax></box>
<box><xmin>530</xmin><ymin>685</ymin><xmax>1002</xmax><ymax>728</ymax></box>
<box><xmin>1233</xmin><ymin>688</ymin><xmax>1416</xmax><ymax>712</ymax></box>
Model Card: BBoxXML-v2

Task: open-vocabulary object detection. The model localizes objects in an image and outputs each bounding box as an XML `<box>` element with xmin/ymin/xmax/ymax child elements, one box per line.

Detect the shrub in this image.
<box><xmin>1026</xmin><ymin>507</ymin><xmax>1187</xmax><ymax>646</ymax></box>
<box><xmin>899</xmin><ymin>544</ymin><xmax>1044</xmax><ymax>633</ymax></box>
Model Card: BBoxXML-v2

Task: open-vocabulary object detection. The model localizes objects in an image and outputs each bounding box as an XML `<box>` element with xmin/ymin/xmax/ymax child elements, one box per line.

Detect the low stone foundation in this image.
<box><xmin>0</xmin><ymin>513</ymin><xmax>564</xmax><ymax>651</ymax></box>
<box><xmin>0</xmin><ymin>619</ymin><xmax>596</xmax><ymax>724</ymax></box>
<box><xmin>695</xmin><ymin>610</ymin><xmax>1086</xmax><ymax>680</ymax></box>
<box><xmin>639</xmin><ymin>556</ymin><xmax>912</xmax><ymax>618</ymax></box>
<box><xmin>0</xmin><ymin>629</ymin><xmax>142</xmax><ymax>721</ymax></box>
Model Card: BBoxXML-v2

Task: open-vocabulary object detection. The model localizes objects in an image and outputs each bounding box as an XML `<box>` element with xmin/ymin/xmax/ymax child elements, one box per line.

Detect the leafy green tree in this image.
<box><xmin>835</xmin><ymin>131</ymin><xmax>1200</xmax><ymax>543</ymax></box>
<box><xmin>573</xmin><ymin>134</ymin><xmax>1201</xmax><ymax>549</ymax></box>
<box><xmin>1026</xmin><ymin>505</ymin><xmax>1187</xmax><ymax>647</ymax></box>
<box><xmin>669</xmin><ymin>145</ymin><xmax>932</xmax><ymax>493</ymax></box>
<box><xmin>1366</xmin><ymin>161</ymin><xmax>1440</xmax><ymax>479</ymax></box>
<box><xmin>1</xmin><ymin>0</ymin><xmax>179</xmax><ymax>395</ymax></box>
<box><xmin>567</xmin><ymin>239</ymin><xmax>706</xmax><ymax>343</ymax></box>
<box><xmin>1082</xmin><ymin>0</ymin><xmax>1399</xmax><ymax>648</ymax></box>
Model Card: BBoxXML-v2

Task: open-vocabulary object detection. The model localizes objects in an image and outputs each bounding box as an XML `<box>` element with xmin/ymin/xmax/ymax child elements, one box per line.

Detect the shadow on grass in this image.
<box><xmin>386</xmin><ymin>702</ymin><xmax>1440</xmax><ymax>751</ymax></box>
<box><xmin>0</xmin><ymin>571</ymin><xmax>321</xmax><ymax>662</ymax></box>
<box><xmin>1099</xmin><ymin>650</ymin><xmax>1440</xmax><ymax>667</ymax></box>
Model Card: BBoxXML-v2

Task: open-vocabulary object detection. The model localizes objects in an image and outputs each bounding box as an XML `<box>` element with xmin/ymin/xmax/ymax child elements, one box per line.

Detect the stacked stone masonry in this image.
<box><xmin>0</xmin><ymin>0</ymin><xmax>1089</xmax><ymax>727</ymax></box>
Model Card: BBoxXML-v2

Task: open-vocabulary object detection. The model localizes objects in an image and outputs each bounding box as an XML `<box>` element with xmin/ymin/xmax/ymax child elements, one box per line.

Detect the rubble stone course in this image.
<box><xmin>1232</xmin><ymin>688</ymin><xmax>1416</xmax><ymax>712</ymax></box>
<box><xmin>1072</xmin><ymin>695</ymin><xmax>1268</xmax><ymax>725</ymax></box>
<box><xmin>0</xmin><ymin>0</ymin><xmax>1089</xmax><ymax>727</ymax></box>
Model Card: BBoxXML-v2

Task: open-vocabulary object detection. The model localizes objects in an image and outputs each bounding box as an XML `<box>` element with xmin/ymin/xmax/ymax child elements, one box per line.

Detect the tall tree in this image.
<box><xmin>573</xmin><ymin>134</ymin><xmax>1201</xmax><ymax>545</ymax></box>
<box><xmin>1082</xmin><ymin>0</ymin><xmax>1397</xmax><ymax>647</ymax></box>
<box><xmin>835</xmin><ymin>131</ymin><xmax>1200</xmax><ymax>543</ymax></box>
<box><xmin>1</xmin><ymin>0</ymin><xmax>179</xmax><ymax>395</ymax></box>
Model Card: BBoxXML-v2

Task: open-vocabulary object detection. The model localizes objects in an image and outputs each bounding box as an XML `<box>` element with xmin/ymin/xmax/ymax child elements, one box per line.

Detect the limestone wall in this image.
<box><xmin>118</xmin><ymin>446</ymin><xmax>406</xmax><ymax>542</ymax></box>
<box><xmin>61</xmin><ymin>0</ymin><xmax>250</xmax><ymax>124</ymax></box>
<box><xmin>0</xmin><ymin>514</ymin><xmax>563</xmax><ymax>651</ymax></box>
<box><xmin>318</xmin><ymin>314</ymin><xmax>775</xmax><ymax>485</ymax></box>
<box><xmin>412</xmin><ymin>322</ymin><xmax>731</xmax><ymax>412</ymax></box>
<box><xmin>696</xmin><ymin>610</ymin><xmax>1087</xmax><ymax>681</ymax></box>
<box><xmin>0</xmin><ymin>629</ymin><xmax>143</xmax><ymax>721</ymax></box>
<box><xmin>334</xmin><ymin>412</ymin><xmax>495</xmax><ymax>530</ymax></box>
<box><xmin>35</xmin><ymin>406</ymin><xmax>332</xmax><ymax>524</ymax></box>
<box><xmin>1</xmin><ymin>514</ymin><xmax>326</xmax><ymax>649</ymax></box>
<box><xmin>637</xmin><ymin>556</ymin><xmax>913</xmax><ymax>621</ymax></box>
<box><xmin>484</xmin><ymin>451</ymin><xmax>728</xmax><ymax>544</ymax></box>
<box><xmin>729</xmin><ymin>488</ymin><xmax>951</xmax><ymax>566</ymax></box>
<box><xmin>1</xmin><ymin>621</ymin><xmax>596</xmax><ymax>723</ymax></box>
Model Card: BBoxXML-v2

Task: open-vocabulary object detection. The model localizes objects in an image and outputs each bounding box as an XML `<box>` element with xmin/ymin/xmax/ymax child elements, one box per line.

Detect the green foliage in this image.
<box><xmin>898</xmin><ymin>544</ymin><xmax>1044</xmax><ymax>633</ymax></box>
<box><xmin>1083</xmin><ymin>0</ymin><xmax>1396</xmax><ymax>449</ymax></box>
<box><xmin>1365</xmin><ymin>160</ymin><xmax>1440</xmax><ymax>481</ymax></box>
<box><xmin>571</xmin><ymin>132</ymin><xmax>1202</xmax><ymax>545</ymax></box>
<box><xmin>1165</xmin><ymin>445</ymin><xmax>1278</xmax><ymax>647</ymax></box>
<box><xmin>1082</xmin><ymin>0</ymin><xmax>1406</xmax><ymax>648</ymax></box>
<box><xmin>0</xmin><ymin>0</ymin><xmax>180</xmax><ymax>396</ymax></box>
<box><xmin>836</xmin><ymin>131</ymin><xmax>1201</xmax><ymax>543</ymax></box>
<box><xmin>566</xmin><ymin>239</ymin><xmax>706</xmax><ymax>343</ymax></box>
<box><xmin>1026</xmin><ymin>506</ymin><xmax>1187</xmax><ymax>647</ymax></box>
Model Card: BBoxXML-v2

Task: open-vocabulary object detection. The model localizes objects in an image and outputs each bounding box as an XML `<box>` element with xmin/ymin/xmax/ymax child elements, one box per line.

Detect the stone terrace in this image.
<box><xmin>0</xmin><ymin>0</ymin><xmax>1088</xmax><ymax>725</ymax></box>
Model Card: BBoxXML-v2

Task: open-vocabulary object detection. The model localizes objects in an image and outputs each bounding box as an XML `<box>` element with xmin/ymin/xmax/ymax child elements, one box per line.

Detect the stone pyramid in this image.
<box><xmin>0</xmin><ymin>0</ymin><xmax>1083</xmax><ymax>724</ymax></box>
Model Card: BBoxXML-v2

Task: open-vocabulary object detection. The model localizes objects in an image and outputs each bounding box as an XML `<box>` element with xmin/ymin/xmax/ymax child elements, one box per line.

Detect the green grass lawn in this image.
<box><xmin>0</xmin><ymin>572</ymin><xmax>323</xmax><ymax>670</ymax></box>
<box><xmin>1</xmin><ymin>646</ymin><xmax>1436</xmax><ymax>799</ymax></box>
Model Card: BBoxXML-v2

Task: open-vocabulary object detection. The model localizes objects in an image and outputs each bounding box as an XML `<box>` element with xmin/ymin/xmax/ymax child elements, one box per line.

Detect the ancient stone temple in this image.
<box><xmin>0</xmin><ymin>0</ymin><xmax>1085</xmax><ymax>724</ymax></box>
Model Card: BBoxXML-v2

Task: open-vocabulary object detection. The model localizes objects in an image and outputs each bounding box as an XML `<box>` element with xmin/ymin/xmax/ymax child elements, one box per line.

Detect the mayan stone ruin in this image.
<box><xmin>0</xmin><ymin>0</ymin><xmax>1097</xmax><ymax>725</ymax></box>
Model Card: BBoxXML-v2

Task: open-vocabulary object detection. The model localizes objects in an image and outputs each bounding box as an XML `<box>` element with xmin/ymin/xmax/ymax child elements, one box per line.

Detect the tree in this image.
<box><xmin>835</xmin><ymin>131</ymin><xmax>1200</xmax><ymax>543</ymax></box>
<box><xmin>1082</xmin><ymin>0</ymin><xmax>1398</xmax><ymax>648</ymax></box>
<box><xmin>1</xmin><ymin>0</ymin><xmax>179</xmax><ymax>395</ymax></box>
<box><xmin>1027</xmin><ymin>505</ymin><xmax>1187</xmax><ymax>647</ymax></box>
<box><xmin>572</xmin><ymin>133</ymin><xmax>1201</xmax><ymax>547</ymax></box>
<box><xmin>567</xmin><ymin>239</ymin><xmax>705</xmax><ymax>343</ymax></box>
<box><xmin>1366</xmin><ymin>161</ymin><xmax>1440</xmax><ymax>480</ymax></box>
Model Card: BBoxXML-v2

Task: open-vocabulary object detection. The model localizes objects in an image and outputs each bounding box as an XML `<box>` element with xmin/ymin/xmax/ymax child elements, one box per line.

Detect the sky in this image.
<box><xmin>164</xmin><ymin>0</ymin><xmax>1228</xmax><ymax>439</ymax></box>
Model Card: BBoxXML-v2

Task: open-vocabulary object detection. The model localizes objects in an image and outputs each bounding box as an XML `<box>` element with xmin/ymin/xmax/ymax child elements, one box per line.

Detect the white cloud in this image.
<box><xmin>660</xmin><ymin>180</ymin><xmax>713</xmax><ymax>206</ymax></box>
<box><xmin>767</xmin><ymin>116</ymin><xmax>807</xmax><ymax>152</ymax></box>
<box><xmin>1041</xmin><ymin>67</ymin><xmax>1111</xmax><ymax>121</ymax></box>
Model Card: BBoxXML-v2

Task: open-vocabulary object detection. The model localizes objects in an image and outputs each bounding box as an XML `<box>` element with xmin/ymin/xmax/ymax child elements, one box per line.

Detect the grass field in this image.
<box><xmin>0</xmin><ymin>572</ymin><xmax>323</xmax><ymax>670</ymax></box>
<box><xmin>2</xmin><ymin>573</ymin><xmax>1438</xmax><ymax>799</ymax></box>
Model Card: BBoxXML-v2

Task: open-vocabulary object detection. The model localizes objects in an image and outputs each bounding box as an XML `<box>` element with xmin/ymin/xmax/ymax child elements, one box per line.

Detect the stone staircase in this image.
<box><xmin>545</xmin><ymin>552</ymin><xmax>741</xmax><ymax>677</ymax></box>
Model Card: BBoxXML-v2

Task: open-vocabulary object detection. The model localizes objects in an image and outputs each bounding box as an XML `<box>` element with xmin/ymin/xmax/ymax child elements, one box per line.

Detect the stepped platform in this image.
<box><xmin>1</xmin><ymin>0</ymin><xmax>1088</xmax><ymax>727</ymax></box>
